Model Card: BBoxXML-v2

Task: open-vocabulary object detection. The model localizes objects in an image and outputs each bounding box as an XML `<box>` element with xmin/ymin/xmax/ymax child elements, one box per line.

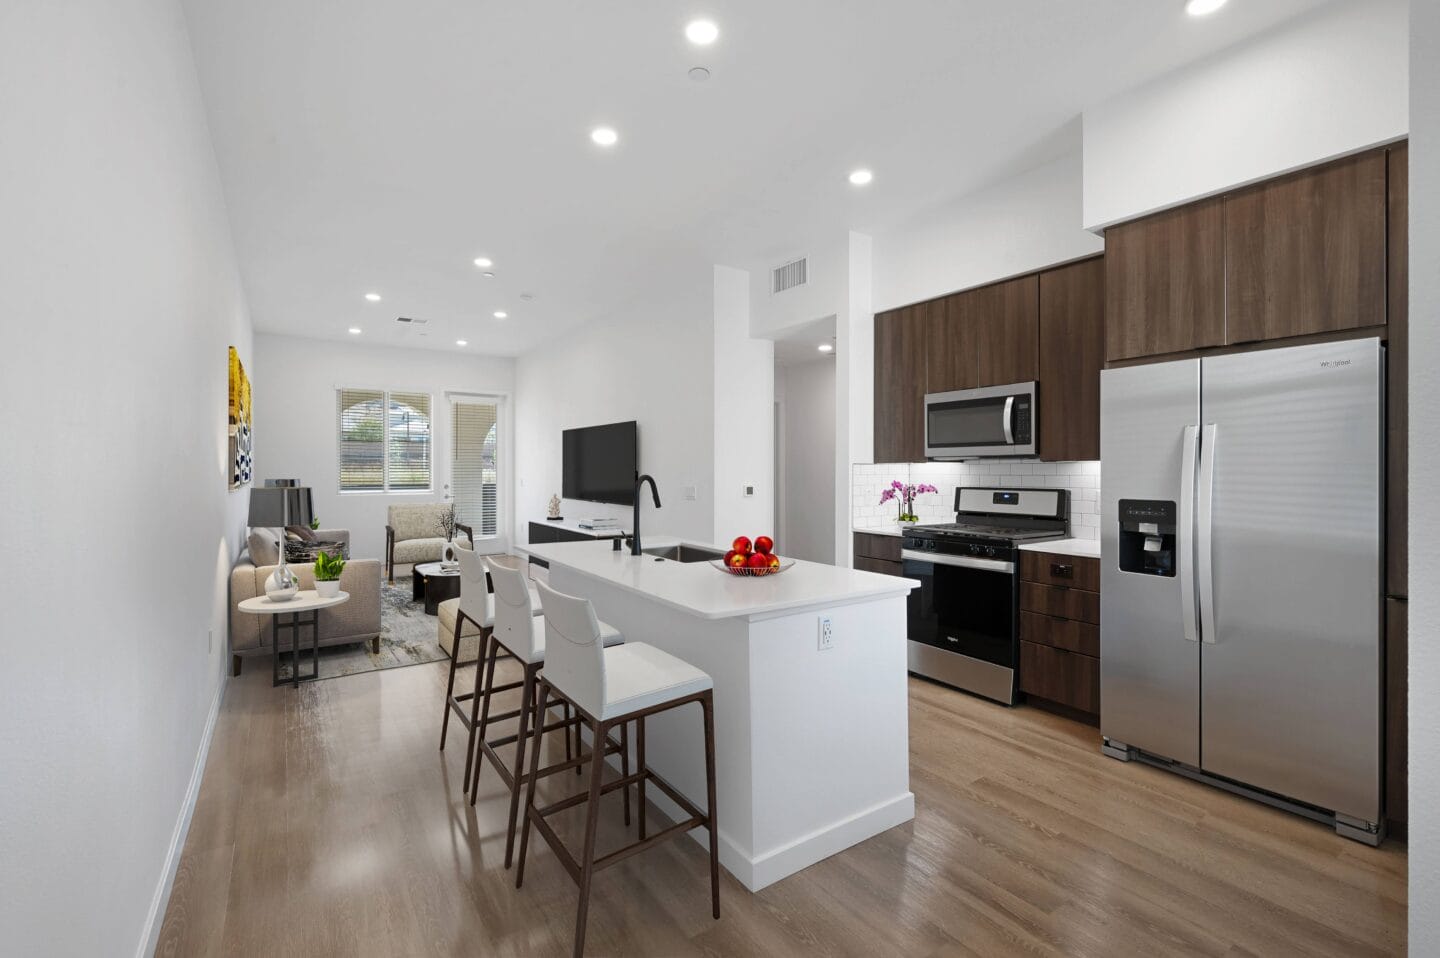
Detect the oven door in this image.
<box><xmin>924</xmin><ymin>382</ymin><xmax>1035</xmax><ymax>458</ymax></box>
<box><xmin>903</xmin><ymin>549</ymin><xmax>1019</xmax><ymax>704</ymax></box>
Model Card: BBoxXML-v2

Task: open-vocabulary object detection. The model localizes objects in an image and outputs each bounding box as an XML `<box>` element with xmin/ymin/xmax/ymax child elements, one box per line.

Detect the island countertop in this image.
<box><xmin>519</xmin><ymin>537</ymin><xmax>918</xmax><ymax>621</ymax></box>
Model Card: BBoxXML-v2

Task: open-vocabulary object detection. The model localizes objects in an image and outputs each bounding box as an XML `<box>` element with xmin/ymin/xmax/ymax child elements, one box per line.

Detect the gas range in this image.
<box><xmin>902</xmin><ymin>487</ymin><xmax>1070</xmax><ymax>705</ymax></box>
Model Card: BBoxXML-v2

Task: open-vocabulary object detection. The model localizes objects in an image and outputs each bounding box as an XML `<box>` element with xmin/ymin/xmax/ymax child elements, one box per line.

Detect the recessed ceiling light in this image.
<box><xmin>456</xmin><ymin>339</ymin><xmax>468</xmax><ymax>347</ymax></box>
<box><xmin>688</xmin><ymin>66</ymin><xmax>711</xmax><ymax>83</ymax></box>
<box><xmin>1184</xmin><ymin>0</ymin><xmax>1227</xmax><ymax>15</ymax></box>
<box><xmin>482</xmin><ymin>271</ymin><xmax>495</xmax><ymax>278</ymax></box>
<box><xmin>685</xmin><ymin>19</ymin><xmax>719</xmax><ymax>45</ymax></box>
<box><xmin>848</xmin><ymin>169</ymin><xmax>873</xmax><ymax>186</ymax></box>
<box><xmin>590</xmin><ymin>126</ymin><xmax>619</xmax><ymax>147</ymax></box>
<box><xmin>818</xmin><ymin>343</ymin><xmax>834</xmax><ymax>353</ymax></box>
<box><xmin>364</xmin><ymin>292</ymin><xmax>382</xmax><ymax>302</ymax></box>
<box><xmin>493</xmin><ymin>311</ymin><xmax>508</xmax><ymax>319</ymax></box>
<box><xmin>473</xmin><ymin>257</ymin><xmax>493</xmax><ymax>268</ymax></box>
<box><xmin>519</xmin><ymin>293</ymin><xmax>535</xmax><ymax>302</ymax></box>
<box><xmin>348</xmin><ymin>327</ymin><xmax>362</xmax><ymax>335</ymax></box>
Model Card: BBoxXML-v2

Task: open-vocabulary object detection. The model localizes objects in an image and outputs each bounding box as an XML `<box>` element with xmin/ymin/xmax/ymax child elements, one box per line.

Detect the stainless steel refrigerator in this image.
<box><xmin>1100</xmin><ymin>338</ymin><xmax>1384</xmax><ymax>844</ymax></box>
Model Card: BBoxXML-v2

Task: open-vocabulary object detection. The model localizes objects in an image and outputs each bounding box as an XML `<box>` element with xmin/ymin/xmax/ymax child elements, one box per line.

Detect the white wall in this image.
<box><xmin>513</xmin><ymin>279</ymin><xmax>716</xmax><ymax>544</ymax></box>
<box><xmin>873</xmin><ymin>152</ymin><xmax>1103</xmax><ymax>312</ymax></box>
<box><xmin>0</xmin><ymin>1</ymin><xmax>252</xmax><ymax>953</ymax></box>
<box><xmin>1409</xmin><ymin>0</ymin><xmax>1439</xmax><ymax>949</ymax></box>
<box><xmin>251</xmin><ymin>334</ymin><xmax>515</xmax><ymax>559</ymax></box>
<box><xmin>714</xmin><ymin>265</ymin><xmax>775</xmax><ymax>544</ymax></box>
<box><xmin>777</xmin><ymin>361</ymin><xmax>838</xmax><ymax>563</ymax></box>
<box><xmin>839</xmin><ymin>231</ymin><xmax>875</xmax><ymax>564</ymax></box>
<box><xmin>749</xmin><ymin>234</ymin><xmax>849</xmax><ymax>339</ymax></box>
<box><xmin>1083</xmin><ymin>0</ymin><xmax>1409</xmax><ymax>229</ymax></box>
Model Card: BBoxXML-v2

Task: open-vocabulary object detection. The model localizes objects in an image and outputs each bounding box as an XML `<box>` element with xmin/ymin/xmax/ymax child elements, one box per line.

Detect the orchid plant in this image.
<box><xmin>879</xmin><ymin>480</ymin><xmax>939</xmax><ymax>523</ymax></box>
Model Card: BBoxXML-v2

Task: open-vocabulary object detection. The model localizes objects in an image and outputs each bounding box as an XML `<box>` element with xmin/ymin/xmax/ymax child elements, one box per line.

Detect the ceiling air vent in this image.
<box><xmin>395</xmin><ymin>316</ymin><xmax>428</xmax><ymax>325</ymax></box>
<box><xmin>772</xmin><ymin>257</ymin><xmax>807</xmax><ymax>294</ymax></box>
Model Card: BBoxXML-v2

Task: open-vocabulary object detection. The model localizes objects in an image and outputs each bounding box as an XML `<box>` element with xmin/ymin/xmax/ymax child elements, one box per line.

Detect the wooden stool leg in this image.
<box><xmin>702</xmin><ymin>691</ymin><xmax>720</xmax><ymax>920</ymax></box>
<box><xmin>620</xmin><ymin>720</ymin><xmax>631</xmax><ymax>827</ymax></box>
<box><xmin>564</xmin><ymin>702</ymin><xmax>574</xmax><ymax>766</ymax></box>
<box><xmin>575</xmin><ymin>713</ymin><xmax>584</xmax><ymax>776</ymax></box>
<box><xmin>637</xmin><ymin>715</ymin><xmax>647</xmax><ymax>841</ymax></box>
<box><xmin>515</xmin><ymin>681</ymin><xmax>550</xmax><ymax>889</ymax></box>
<box><xmin>467</xmin><ymin>635</ymin><xmax>499</xmax><ymax>803</ymax></box>
<box><xmin>573</xmin><ymin>717</ymin><xmax>608</xmax><ymax>958</ymax></box>
<box><xmin>503</xmin><ymin>664</ymin><xmax>537</xmax><ymax>869</ymax></box>
<box><xmin>438</xmin><ymin>613</ymin><xmax>465</xmax><ymax>751</ymax></box>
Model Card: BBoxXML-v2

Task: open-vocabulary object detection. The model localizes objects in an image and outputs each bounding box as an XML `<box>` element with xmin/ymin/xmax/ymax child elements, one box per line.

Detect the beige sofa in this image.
<box><xmin>385</xmin><ymin>503</ymin><xmax>473</xmax><ymax>582</ymax></box>
<box><xmin>229</xmin><ymin>529</ymin><xmax>382</xmax><ymax>676</ymax></box>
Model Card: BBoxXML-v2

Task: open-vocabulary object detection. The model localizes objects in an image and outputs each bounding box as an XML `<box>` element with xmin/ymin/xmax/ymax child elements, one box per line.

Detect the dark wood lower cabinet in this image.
<box><xmin>1020</xmin><ymin>641</ymin><xmax>1099</xmax><ymax>716</ymax></box>
<box><xmin>1020</xmin><ymin>611</ymin><xmax>1099</xmax><ymax>657</ymax></box>
<box><xmin>1019</xmin><ymin>581</ymin><xmax>1100</xmax><ymax>625</ymax></box>
<box><xmin>1387</xmin><ymin>598</ymin><xmax>1407</xmax><ymax>830</ymax></box>
<box><xmin>855</xmin><ymin>556</ymin><xmax>902</xmax><ymax>576</ymax></box>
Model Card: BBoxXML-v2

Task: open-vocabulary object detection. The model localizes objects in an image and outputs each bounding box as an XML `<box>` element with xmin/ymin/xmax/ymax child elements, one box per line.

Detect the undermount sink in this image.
<box><xmin>641</xmin><ymin>544</ymin><xmax>727</xmax><ymax>564</ymax></box>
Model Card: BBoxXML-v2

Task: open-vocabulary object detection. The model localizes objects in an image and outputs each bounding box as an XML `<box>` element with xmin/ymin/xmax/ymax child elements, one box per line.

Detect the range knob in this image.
<box><xmin>985</xmin><ymin>546</ymin><xmax>998</xmax><ymax>557</ymax></box>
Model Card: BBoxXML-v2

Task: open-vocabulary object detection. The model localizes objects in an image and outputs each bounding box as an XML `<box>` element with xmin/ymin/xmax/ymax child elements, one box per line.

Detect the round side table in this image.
<box><xmin>238</xmin><ymin>590</ymin><xmax>350</xmax><ymax>687</ymax></box>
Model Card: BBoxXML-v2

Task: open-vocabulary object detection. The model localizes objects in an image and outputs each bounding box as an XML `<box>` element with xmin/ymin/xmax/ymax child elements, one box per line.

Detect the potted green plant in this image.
<box><xmin>314</xmin><ymin>549</ymin><xmax>346</xmax><ymax>598</ymax></box>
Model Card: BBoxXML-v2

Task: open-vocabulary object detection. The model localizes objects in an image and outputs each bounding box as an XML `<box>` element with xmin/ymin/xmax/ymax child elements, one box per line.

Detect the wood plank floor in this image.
<box><xmin>158</xmin><ymin>657</ymin><xmax>1406</xmax><ymax>957</ymax></box>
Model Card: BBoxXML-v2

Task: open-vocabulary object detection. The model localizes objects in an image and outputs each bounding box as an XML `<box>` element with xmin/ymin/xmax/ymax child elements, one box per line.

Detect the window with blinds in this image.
<box><xmin>451</xmin><ymin>398</ymin><xmax>499</xmax><ymax>536</ymax></box>
<box><xmin>337</xmin><ymin>388</ymin><xmax>432</xmax><ymax>492</ymax></box>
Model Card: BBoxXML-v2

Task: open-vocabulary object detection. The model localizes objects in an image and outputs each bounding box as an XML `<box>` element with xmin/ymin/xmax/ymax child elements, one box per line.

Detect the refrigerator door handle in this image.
<box><xmin>1197</xmin><ymin>423</ymin><xmax>1218</xmax><ymax>644</ymax></box>
<box><xmin>1180</xmin><ymin>424</ymin><xmax>1199</xmax><ymax>643</ymax></box>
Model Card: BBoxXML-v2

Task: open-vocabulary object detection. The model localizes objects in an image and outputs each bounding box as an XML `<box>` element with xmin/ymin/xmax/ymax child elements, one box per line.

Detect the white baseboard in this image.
<box><xmin>136</xmin><ymin>661</ymin><xmax>229</xmax><ymax>958</ymax></box>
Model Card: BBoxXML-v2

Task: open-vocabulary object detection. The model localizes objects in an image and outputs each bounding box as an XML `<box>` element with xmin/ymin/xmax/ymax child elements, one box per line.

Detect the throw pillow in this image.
<box><xmin>247</xmin><ymin>528</ymin><xmax>281</xmax><ymax>566</ymax></box>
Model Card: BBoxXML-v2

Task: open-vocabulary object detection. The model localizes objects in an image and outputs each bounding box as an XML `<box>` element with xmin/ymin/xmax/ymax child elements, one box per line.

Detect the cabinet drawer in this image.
<box><xmin>854</xmin><ymin>556</ymin><xmax>903</xmax><ymax>577</ymax></box>
<box><xmin>1020</xmin><ymin>641</ymin><xmax>1099</xmax><ymax>714</ymax></box>
<box><xmin>1020</xmin><ymin>552</ymin><xmax>1100</xmax><ymax>591</ymax></box>
<box><xmin>1019</xmin><ymin>611</ymin><xmax>1099</xmax><ymax>657</ymax></box>
<box><xmin>853</xmin><ymin>533</ymin><xmax>902</xmax><ymax>563</ymax></box>
<box><xmin>1020</xmin><ymin>582</ymin><xmax>1099</xmax><ymax>625</ymax></box>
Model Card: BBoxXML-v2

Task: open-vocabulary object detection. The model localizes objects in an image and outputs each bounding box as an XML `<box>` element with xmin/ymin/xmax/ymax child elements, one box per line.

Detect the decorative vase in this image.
<box><xmin>315</xmin><ymin>579</ymin><xmax>341</xmax><ymax>599</ymax></box>
<box><xmin>265</xmin><ymin>565</ymin><xmax>299</xmax><ymax>602</ymax></box>
<box><xmin>441</xmin><ymin>538</ymin><xmax>459</xmax><ymax>567</ymax></box>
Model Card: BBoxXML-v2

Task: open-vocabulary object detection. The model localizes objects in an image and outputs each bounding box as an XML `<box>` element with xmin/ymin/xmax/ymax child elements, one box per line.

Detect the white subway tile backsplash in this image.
<box><xmin>851</xmin><ymin>460</ymin><xmax>1101</xmax><ymax>536</ymax></box>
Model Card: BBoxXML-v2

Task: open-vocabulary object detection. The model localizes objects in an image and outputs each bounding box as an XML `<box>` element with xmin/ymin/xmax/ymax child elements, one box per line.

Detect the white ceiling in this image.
<box><xmin>183</xmin><ymin>0</ymin><xmax>1330</xmax><ymax>356</ymax></box>
<box><xmin>774</xmin><ymin>315</ymin><xmax>837</xmax><ymax>367</ymax></box>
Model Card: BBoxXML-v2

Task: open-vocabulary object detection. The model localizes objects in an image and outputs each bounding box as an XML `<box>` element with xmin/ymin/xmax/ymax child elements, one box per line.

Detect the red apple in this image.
<box><xmin>723</xmin><ymin>549</ymin><xmax>738</xmax><ymax>565</ymax></box>
<box><xmin>754</xmin><ymin>535</ymin><xmax>774</xmax><ymax>555</ymax></box>
<box><xmin>726</xmin><ymin>551</ymin><xmax>748</xmax><ymax>568</ymax></box>
<box><xmin>745</xmin><ymin>552</ymin><xmax>769</xmax><ymax>570</ymax></box>
<box><xmin>766</xmin><ymin>553</ymin><xmax>781</xmax><ymax>570</ymax></box>
<box><xmin>732</xmin><ymin>535</ymin><xmax>752</xmax><ymax>555</ymax></box>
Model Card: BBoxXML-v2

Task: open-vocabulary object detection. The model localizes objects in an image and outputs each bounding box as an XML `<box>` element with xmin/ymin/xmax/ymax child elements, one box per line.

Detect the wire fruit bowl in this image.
<box><xmin>710</xmin><ymin>557</ymin><xmax>795</xmax><ymax>577</ymax></box>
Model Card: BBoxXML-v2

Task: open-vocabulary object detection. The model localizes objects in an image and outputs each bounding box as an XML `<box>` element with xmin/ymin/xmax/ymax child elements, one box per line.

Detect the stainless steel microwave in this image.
<box><xmin>924</xmin><ymin>381</ymin><xmax>1036</xmax><ymax>459</ymax></box>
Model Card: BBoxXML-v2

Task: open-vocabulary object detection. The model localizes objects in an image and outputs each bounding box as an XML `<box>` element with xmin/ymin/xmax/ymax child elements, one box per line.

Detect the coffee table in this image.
<box><xmin>237</xmin><ymin>590</ymin><xmax>350</xmax><ymax>687</ymax></box>
<box><xmin>413</xmin><ymin>562</ymin><xmax>461</xmax><ymax>615</ymax></box>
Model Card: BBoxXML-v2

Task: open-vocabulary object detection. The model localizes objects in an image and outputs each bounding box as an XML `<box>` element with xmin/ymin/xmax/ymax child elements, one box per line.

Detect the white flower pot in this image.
<box><xmin>315</xmin><ymin>579</ymin><xmax>341</xmax><ymax>599</ymax></box>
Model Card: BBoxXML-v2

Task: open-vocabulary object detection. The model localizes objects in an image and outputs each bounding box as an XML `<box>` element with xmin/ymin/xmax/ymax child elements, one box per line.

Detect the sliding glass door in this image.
<box><xmin>450</xmin><ymin>397</ymin><xmax>500</xmax><ymax>540</ymax></box>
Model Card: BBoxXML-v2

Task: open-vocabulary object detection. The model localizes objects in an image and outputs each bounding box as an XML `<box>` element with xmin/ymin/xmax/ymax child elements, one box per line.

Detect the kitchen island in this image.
<box><xmin>519</xmin><ymin>537</ymin><xmax>918</xmax><ymax>891</ymax></box>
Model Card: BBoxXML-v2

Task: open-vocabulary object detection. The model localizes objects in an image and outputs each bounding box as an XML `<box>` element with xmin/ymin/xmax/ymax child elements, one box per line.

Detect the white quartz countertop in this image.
<box><xmin>520</xmin><ymin>537</ymin><xmax>918</xmax><ymax>621</ymax></box>
<box><xmin>527</xmin><ymin>518</ymin><xmax>624</xmax><ymax>538</ymax></box>
<box><xmin>1018</xmin><ymin>538</ymin><xmax>1101</xmax><ymax>558</ymax></box>
<box><xmin>852</xmin><ymin>525</ymin><xmax>909</xmax><ymax>538</ymax></box>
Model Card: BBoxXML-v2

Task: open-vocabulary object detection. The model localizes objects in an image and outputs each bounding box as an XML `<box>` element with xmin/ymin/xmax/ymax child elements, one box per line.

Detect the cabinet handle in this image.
<box><xmin>1050</xmin><ymin>563</ymin><xmax>1074</xmax><ymax>580</ymax></box>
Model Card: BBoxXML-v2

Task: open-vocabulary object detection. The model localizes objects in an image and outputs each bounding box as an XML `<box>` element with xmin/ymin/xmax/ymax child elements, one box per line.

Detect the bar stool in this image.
<box><xmin>470</xmin><ymin>557</ymin><xmax>628</xmax><ymax>868</ymax></box>
<box><xmin>517</xmin><ymin>579</ymin><xmax>719</xmax><ymax>958</ymax></box>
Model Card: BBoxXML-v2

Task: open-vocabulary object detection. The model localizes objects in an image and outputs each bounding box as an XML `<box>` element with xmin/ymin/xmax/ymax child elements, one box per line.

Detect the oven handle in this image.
<box><xmin>901</xmin><ymin>549</ymin><xmax>1014</xmax><ymax>574</ymax></box>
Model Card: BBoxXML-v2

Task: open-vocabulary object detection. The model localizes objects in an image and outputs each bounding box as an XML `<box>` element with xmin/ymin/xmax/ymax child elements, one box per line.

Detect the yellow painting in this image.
<box><xmin>228</xmin><ymin>346</ymin><xmax>252</xmax><ymax>489</ymax></box>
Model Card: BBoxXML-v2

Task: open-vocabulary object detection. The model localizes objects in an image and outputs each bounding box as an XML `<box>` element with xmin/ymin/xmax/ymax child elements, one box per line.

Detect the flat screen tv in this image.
<box><xmin>562</xmin><ymin>420</ymin><xmax>637</xmax><ymax>505</ymax></box>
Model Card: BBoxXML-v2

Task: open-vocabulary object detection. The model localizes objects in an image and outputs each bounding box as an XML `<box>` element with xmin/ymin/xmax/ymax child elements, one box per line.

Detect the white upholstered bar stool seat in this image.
<box><xmin>595</xmin><ymin>643</ymin><xmax>713</xmax><ymax>720</ymax></box>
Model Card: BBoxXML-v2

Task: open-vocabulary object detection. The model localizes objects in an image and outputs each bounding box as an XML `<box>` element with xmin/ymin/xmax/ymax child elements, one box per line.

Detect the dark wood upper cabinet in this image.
<box><xmin>925</xmin><ymin>295</ymin><xmax>978</xmax><ymax>394</ymax></box>
<box><xmin>1038</xmin><ymin>258</ymin><xmax>1104</xmax><ymax>462</ymax></box>
<box><xmin>1387</xmin><ymin>142</ymin><xmax>1407</xmax><ymax>599</ymax></box>
<box><xmin>1105</xmin><ymin>198</ymin><xmax>1225</xmax><ymax>361</ymax></box>
<box><xmin>1225</xmin><ymin>150</ymin><xmax>1387</xmax><ymax>344</ymax></box>
<box><xmin>968</xmin><ymin>275</ymin><xmax>1039</xmax><ymax>387</ymax></box>
<box><xmin>873</xmin><ymin>305</ymin><xmax>927</xmax><ymax>463</ymax></box>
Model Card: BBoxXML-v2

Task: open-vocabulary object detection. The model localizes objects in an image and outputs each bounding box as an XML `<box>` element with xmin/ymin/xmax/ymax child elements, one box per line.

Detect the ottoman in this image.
<box><xmin>437</xmin><ymin>597</ymin><xmax>485</xmax><ymax>661</ymax></box>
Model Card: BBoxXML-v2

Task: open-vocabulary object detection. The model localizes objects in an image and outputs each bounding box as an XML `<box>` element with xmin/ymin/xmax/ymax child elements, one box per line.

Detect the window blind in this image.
<box><xmin>452</xmin><ymin>399</ymin><xmax>499</xmax><ymax>535</ymax></box>
<box><xmin>336</xmin><ymin>388</ymin><xmax>431</xmax><ymax>492</ymax></box>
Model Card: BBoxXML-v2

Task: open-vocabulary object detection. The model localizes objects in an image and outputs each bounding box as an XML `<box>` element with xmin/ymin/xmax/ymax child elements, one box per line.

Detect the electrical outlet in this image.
<box><xmin>684</xmin><ymin>484</ymin><xmax>698</xmax><ymax>501</ymax></box>
<box><xmin>818</xmin><ymin>616</ymin><xmax>834</xmax><ymax>651</ymax></box>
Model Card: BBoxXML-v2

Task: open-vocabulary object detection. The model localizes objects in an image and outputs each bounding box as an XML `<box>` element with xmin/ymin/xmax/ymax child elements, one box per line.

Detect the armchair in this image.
<box><xmin>385</xmin><ymin>503</ymin><xmax>475</xmax><ymax>582</ymax></box>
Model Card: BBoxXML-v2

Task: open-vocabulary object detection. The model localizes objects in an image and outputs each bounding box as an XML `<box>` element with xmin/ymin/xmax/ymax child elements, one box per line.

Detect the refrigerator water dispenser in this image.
<box><xmin>1117</xmin><ymin>499</ymin><xmax>1177</xmax><ymax>577</ymax></box>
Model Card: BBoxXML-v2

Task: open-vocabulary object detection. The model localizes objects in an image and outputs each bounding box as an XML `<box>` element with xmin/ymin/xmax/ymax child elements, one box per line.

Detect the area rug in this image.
<box><xmin>274</xmin><ymin>577</ymin><xmax>448</xmax><ymax>682</ymax></box>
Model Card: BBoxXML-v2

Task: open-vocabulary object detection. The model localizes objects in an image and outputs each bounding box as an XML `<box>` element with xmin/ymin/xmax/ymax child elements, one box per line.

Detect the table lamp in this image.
<box><xmin>247</xmin><ymin>485</ymin><xmax>315</xmax><ymax>601</ymax></box>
